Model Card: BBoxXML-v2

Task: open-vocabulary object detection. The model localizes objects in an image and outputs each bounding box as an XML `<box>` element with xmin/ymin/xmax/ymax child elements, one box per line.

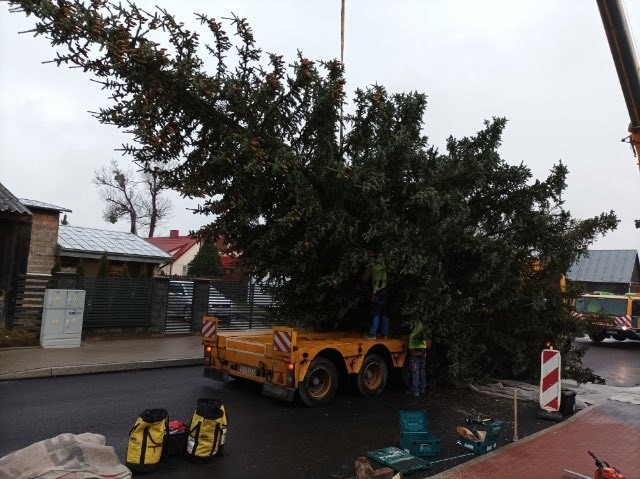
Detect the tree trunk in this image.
<box><xmin>148</xmin><ymin>195</ymin><xmax>157</xmax><ymax>238</ymax></box>
<box><xmin>130</xmin><ymin>210</ymin><xmax>137</xmax><ymax>235</ymax></box>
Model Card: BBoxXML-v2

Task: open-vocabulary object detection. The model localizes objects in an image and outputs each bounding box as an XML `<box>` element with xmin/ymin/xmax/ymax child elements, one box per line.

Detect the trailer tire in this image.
<box><xmin>355</xmin><ymin>353</ymin><xmax>388</xmax><ymax>397</ymax></box>
<box><xmin>589</xmin><ymin>331</ymin><xmax>607</xmax><ymax>342</ymax></box>
<box><xmin>299</xmin><ymin>357</ymin><xmax>338</xmax><ymax>407</ymax></box>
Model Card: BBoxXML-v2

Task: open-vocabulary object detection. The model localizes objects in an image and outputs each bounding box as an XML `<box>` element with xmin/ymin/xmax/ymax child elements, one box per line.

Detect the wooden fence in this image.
<box><xmin>13</xmin><ymin>273</ymin><xmax>52</xmax><ymax>329</ymax></box>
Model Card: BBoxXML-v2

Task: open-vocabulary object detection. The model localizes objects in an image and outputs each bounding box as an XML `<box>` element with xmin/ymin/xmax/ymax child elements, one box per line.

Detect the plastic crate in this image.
<box><xmin>366</xmin><ymin>447</ymin><xmax>430</xmax><ymax>475</ymax></box>
<box><xmin>457</xmin><ymin>420</ymin><xmax>505</xmax><ymax>455</ymax></box>
<box><xmin>399</xmin><ymin>432</ymin><xmax>441</xmax><ymax>457</ymax></box>
<box><xmin>399</xmin><ymin>410</ymin><xmax>428</xmax><ymax>433</ymax></box>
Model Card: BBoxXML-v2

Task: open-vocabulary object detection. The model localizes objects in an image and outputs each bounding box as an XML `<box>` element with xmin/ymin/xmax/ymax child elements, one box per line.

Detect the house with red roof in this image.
<box><xmin>145</xmin><ymin>230</ymin><xmax>200</xmax><ymax>276</ymax></box>
<box><xmin>146</xmin><ymin>230</ymin><xmax>240</xmax><ymax>277</ymax></box>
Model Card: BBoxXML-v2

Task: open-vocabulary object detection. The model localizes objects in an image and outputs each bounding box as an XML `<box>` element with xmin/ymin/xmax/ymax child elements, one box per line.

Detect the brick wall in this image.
<box><xmin>27</xmin><ymin>211</ymin><xmax>60</xmax><ymax>274</ymax></box>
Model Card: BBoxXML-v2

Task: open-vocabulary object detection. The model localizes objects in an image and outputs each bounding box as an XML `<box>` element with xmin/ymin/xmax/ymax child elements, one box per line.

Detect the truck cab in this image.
<box><xmin>574</xmin><ymin>291</ymin><xmax>640</xmax><ymax>341</ymax></box>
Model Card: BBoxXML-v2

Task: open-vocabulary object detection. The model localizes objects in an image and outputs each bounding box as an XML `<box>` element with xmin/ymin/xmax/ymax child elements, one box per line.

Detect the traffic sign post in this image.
<box><xmin>540</xmin><ymin>346</ymin><xmax>561</xmax><ymax>412</ymax></box>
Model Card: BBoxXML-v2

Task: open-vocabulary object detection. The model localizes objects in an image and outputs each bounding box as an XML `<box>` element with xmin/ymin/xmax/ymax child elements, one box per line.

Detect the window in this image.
<box><xmin>575</xmin><ymin>297</ymin><xmax>628</xmax><ymax>316</ymax></box>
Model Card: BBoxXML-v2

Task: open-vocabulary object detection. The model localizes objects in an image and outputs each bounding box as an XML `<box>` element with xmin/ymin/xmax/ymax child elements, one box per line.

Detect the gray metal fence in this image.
<box><xmin>166</xmin><ymin>278</ymin><xmax>277</xmax><ymax>332</ymax></box>
<box><xmin>34</xmin><ymin>275</ymin><xmax>277</xmax><ymax>333</ymax></box>
<box><xmin>208</xmin><ymin>278</ymin><xmax>277</xmax><ymax>330</ymax></box>
<box><xmin>80</xmin><ymin>277</ymin><xmax>152</xmax><ymax>328</ymax></box>
<box><xmin>166</xmin><ymin>281</ymin><xmax>193</xmax><ymax>332</ymax></box>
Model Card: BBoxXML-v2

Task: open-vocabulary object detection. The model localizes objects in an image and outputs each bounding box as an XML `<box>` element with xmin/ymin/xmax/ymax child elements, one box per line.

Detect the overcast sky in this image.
<box><xmin>1</xmin><ymin>0</ymin><xmax>640</xmax><ymax>248</ymax></box>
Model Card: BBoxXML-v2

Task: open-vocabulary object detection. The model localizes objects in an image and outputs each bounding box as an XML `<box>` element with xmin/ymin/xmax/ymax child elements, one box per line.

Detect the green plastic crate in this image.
<box><xmin>457</xmin><ymin>420</ymin><xmax>505</xmax><ymax>455</ymax></box>
<box><xmin>366</xmin><ymin>447</ymin><xmax>430</xmax><ymax>475</ymax></box>
<box><xmin>399</xmin><ymin>410</ymin><xmax>428</xmax><ymax>433</ymax></box>
<box><xmin>398</xmin><ymin>410</ymin><xmax>441</xmax><ymax>457</ymax></box>
<box><xmin>400</xmin><ymin>432</ymin><xmax>441</xmax><ymax>457</ymax></box>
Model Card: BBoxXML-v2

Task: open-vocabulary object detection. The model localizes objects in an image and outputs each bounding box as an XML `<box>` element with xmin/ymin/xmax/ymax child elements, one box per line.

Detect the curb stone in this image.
<box><xmin>0</xmin><ymin>357</ymin><xmax>202</xmax><ymax>381</ymax></box>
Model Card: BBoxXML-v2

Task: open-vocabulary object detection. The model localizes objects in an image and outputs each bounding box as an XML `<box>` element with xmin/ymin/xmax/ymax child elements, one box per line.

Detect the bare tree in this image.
<box><xmin>93</xmin><ymin>160</ymin><xmax>139</xmax><ymax>234</ymax></box>
<box><xmin>138</xmin><ymin>168</ymin><xmax>173</xmax><ymax>237</ymax></box>
<box><xmin>93</xmin><ymin>160</ymin><xmax>172</xmax><ymax>236</ymax></box>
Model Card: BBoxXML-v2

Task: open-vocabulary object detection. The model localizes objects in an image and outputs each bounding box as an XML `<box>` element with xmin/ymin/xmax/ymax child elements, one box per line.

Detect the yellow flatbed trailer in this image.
<box><xmin>201</xmin><ymin>316</ymin><xmax>409</xmax><ymax>406</ymax></box>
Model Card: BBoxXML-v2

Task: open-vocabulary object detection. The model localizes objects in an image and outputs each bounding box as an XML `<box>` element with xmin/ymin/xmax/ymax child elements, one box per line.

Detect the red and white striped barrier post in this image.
<box><xmin>540</xmin><ymin>345</ymin><xmax>561</xmax><ymax>412</ymax></box>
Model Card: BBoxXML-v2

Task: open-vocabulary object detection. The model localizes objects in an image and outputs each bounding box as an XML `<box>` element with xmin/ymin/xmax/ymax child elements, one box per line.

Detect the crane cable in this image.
<box><xmin>339</xmin><ymin>0</ymin><xmax>345</xmax><ymax>152</ymax></box>
<box><xmin>341</xmin><ymin>0</ymin><xmax>345</xmax><ymax>64</ymax></box>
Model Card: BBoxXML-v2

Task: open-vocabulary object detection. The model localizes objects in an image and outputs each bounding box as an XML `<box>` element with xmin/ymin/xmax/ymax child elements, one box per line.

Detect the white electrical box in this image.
<box><xmin>40</xmin><ymin>289</ymin><xmax>86</xmax><ymax>348</ymax></box>
<box><xmin>44</xmin><ymin>289</ymin><xmax>68</xmax><ymax>309</ymax></box>
<box><xmin>64</xmin><ymin>309</ymin><xmax>84</xmax><ymax>334</ymax></box>
<box><xmin>66</xmin><ymin>290</ymin><xmax>85</xmax><ymax>309</ymax></box>
<box><xmin>41</xmin><ymin>309</ymin><xmax>66</xmax><ymax>336</ymax></box>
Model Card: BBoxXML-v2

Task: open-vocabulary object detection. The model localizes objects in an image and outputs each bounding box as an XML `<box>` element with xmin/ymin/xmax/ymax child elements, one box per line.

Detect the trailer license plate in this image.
<box><xmin>237</xmin><ymin>365</ymin><xmax>257</xmax><ymax>376</ymax></box>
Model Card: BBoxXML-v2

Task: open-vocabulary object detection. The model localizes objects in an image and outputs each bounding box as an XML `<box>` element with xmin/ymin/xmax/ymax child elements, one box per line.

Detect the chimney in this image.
<box><xmin>169</xmin><ymin>230</ymin><xmax>179</xmax><ymax>238</ymax></box>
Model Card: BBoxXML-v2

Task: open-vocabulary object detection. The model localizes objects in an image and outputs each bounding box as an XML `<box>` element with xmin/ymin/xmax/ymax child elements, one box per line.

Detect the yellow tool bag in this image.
<box><xmin>125</xmin><ymin>408</ymin><xmax>169</xmax><ymax>472</ymax></box>
<box><xmin>186</xmin><ymin>398</ymin><xmax>227</xmax><ymax>461</ymax></box>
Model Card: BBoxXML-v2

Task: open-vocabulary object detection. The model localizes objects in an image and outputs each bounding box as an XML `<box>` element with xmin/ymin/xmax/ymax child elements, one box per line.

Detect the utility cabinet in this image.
<box><xmin>40</xmin><ymin>289</ymin><xmax>86</xmax><ymax>348</ymax></box>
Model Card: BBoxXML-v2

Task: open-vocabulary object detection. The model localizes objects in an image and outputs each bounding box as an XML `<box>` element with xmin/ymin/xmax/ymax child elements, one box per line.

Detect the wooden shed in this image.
<box><xmin>0</xmin><ymin>183</ymin><xmax>32</xmax><ymax>328</ymax></box>
<box><xmin>566</xmin><ymin>249</ymin><xmax>640</xmax><ymax>294</ymax></box>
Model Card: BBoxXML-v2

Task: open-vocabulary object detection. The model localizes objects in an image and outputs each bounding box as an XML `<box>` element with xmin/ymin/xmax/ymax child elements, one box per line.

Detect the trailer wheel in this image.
<box><xmin>589</xmin><ymin>331</ymin><xmax>607</xmax><ymax>342</ymax></box>
<box><xmin>299</xmin><ymin>357</ymin><xmax>338</xmax><ymax>407</ymax></box>
<box><xmin>355</xmin><ymin>353</ymin><xmax>388</xmax><ymax>397</ymax></box>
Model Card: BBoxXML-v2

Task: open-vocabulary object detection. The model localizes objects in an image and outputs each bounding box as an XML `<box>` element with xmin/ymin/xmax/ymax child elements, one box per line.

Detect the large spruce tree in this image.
<box><xmin>7</xmin><ymin>1</ymin><xmax>618</xmax><ymax>382</ymax></box>
<box><xmin>188</xmin><ymin>239</ymin><xmax>223</xmax><ymax>277</ymax></box>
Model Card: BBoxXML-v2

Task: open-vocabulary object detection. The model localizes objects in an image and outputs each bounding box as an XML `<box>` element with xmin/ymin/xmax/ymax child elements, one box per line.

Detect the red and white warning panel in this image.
<box><xmin>540</xmin><ymin>347</ymin><xmax>561</xmax><ymax>411</ymax></box>
<box><xmin>202</xmin><ymin>317</ymin><xmax>218</xmax><ymax>339</ymax></box>
<box><xmin>273</xmin><ymin>330</ymin><xmax>292</xmax><ymax>353</ymax></box>
<box><xmin>273</xmin><ymin>328</ymin><xmax>296</xmax><ymax>354</ymax></box>
<box><xmin>613</xmin><ymin>315</ymin><xmax>632</xmax><ymax>328</ymax></box>
<box><xmin>571</xmin><ymin>311</ymin><xmax>631</xmax><ymax>329</ymax></box>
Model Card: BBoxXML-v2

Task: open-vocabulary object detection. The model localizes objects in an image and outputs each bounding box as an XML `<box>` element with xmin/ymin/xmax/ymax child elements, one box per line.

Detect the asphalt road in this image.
<box><xmin>1</xmin><ymin>338</ymin><xmax>636</xmax><ymax>478</ymax></box>
<box><xmin>575</xmin><ymin>335</ymin><xmax>640</xmax><ymax>387</ymax></box>
<box><xmin>0</xmin><ymin>365</ymin><xmax>553</xmax><ymax>479</ymax></box>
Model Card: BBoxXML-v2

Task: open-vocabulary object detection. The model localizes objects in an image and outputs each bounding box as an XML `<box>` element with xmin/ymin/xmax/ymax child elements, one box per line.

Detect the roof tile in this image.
<box><xmin>145</xmin><ymin>235</ymin><xmax>198</xmax><ymax>261</ymax></box>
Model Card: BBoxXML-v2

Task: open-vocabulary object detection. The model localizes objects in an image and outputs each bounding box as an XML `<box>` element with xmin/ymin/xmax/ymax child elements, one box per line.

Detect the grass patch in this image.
<box><xmin>0</xmin><ymin>328</ymin><xmax>39</xmax><ymax>348</ymax></box>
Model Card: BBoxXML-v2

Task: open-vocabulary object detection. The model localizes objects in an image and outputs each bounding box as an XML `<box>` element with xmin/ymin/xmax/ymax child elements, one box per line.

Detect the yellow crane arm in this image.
<box><xmin>596</xmin><ymin>0</ymin><xmax>640</xmax><ymax>161</ymax></box>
